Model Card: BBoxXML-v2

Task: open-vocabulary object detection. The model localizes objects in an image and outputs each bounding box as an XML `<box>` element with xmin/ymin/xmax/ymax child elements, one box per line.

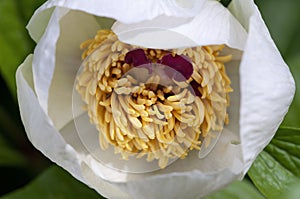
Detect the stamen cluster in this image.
<box><xmin>76</xmin><ymin>30</ymin><xmax>232</xmax><ymax>168</ymax></box>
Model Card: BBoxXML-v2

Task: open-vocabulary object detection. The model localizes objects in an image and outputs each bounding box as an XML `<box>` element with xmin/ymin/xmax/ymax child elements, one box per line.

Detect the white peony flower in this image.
<box><xmin>16</xmin><ymin>0</ymin><xmax>295</xmax><ymax>198</ymax></box>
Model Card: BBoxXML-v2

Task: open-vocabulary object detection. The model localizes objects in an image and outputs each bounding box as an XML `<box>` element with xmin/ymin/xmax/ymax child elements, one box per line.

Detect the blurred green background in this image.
<box><xmin>0</xmin><ymin>0</ymin><xmax>299</xmax><ymax>198</ymax></box>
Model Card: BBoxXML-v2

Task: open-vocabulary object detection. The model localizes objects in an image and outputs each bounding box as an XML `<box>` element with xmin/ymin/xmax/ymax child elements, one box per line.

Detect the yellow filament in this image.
<box><xmin>76</xmin><ymin>30</ymin><xmax>233</xmax><ymax>169</ymax></box>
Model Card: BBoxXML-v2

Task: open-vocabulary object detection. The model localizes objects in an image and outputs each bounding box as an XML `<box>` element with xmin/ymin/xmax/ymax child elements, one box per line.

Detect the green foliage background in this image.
<box><xmin>0</xmin><ymin>0</ymin><xmax>299</xmax><ymax>198</ymax></box>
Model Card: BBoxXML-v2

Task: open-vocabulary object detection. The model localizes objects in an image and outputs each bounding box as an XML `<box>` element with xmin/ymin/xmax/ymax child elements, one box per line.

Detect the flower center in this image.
<box><xmin>76</xmin><ymin>30</ymin><xmax>232</xmax><ymax>169</ymax></box>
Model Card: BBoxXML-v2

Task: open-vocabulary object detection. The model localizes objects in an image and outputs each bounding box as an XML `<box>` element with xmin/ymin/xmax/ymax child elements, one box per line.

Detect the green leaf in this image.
<box><xmin>0</xmin><ymin>133</ymin><xmax>26</xmax><ymax>167</ymax></box>
<box><xmin>0</xmin><ymin>0</ymin><xmax>30</xmax><ymax>96</ymax></box>
<box><xmin>277</xmin><ymin>181</ymin><xmax>300</xmax><ymax>199</ymax></box>
<box><xmin>248</xmin><ymin>127</ymin><xmax>300</xmax><ymax>198</ymax></box>
<box><xmin>248</xmin><ymin>151</ymin><xmax>298</xmax><ymax>198</ymax></box>
<box><xmin>266</xmin><ymin>127</ymin><xmax>300</xmax><ymax>177</ymax></box>
<box><xmin>1</xmin><ymin>165</ymin><xmax>104</xmax><ymax>199</ymax></box>
<box><xmin>282</xmin><ymin>54</ymin><xmax>300</xmax><ymax>128</ymax></box>
<box><xmin>0</xmin><ymin>0</ymin><xmax>45</xmax><ymax>97</ymax></box>
<box><xmin>255</xmin><ymin>0</ymin><xmax>300</xmax><ymax>57</ymax></box>
<box><xmin>15</xmin><ymin>0</ymin><xmax>47</xmax><ymax>25</ymax></box>
<box><xmin>205</xmin><ymin>180</ymin><xmax>264</xmax><ymax>199</ymax></box>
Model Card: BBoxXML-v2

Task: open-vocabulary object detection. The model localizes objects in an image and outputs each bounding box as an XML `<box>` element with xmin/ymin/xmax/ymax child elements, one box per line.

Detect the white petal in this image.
<box><xmin>31</xmin><ymin>7</ymin><xmax>104</xmax><ymax>130</ymax></box>
<box><xmin>114</xmin><ymin>128</ymin><xmax>243</xmax><ymax>199</ymax></box>
<box><xmin>31</xmin><ymin>7</ymin><xmax>68</xmax><ymax>117</ymax></box>
<box><xmin>26</xmin><ymin>7</ymin><xmax>55</xmax><ymax>43</ymax></box>
<box><xmin>118</xmin><ymin>169</ymin><xmax>238</xmax><ymax>199</ymax></box>
<box><xmin>60</xmin><ymin>119</ymin><xmax>131</xmax><ymax>199</ymax></box>
<box><xmin>47</xmin><ymin>10</ymin><xmax>102</xmax><ymax>130</ymax></box>
<box><xmin>229</xmin><ymin>0</ymin><xmax>295</xmax><ymax>173</ymax></box>
<box><xmin>75</xmin><ymin>127</ymin><xmax>243</xmax><ymax>198</ymax></box>
<box><xmin>16</xmin><ymin>55</ymin><xmax>84</xmax><ymax>183</ymax></box>
<box><xmin>28</xmin><ymin>0</ymin><xmax>208</xmax><ymax>29</ymax></box>
<box><xmin>17</xmin><ymin>55</ymin><xmax>128</xmax><ymax>199</ymax></box>
<box><xmin>26</xmin><ymin>0</ymin><xmax>210</xmax><ymax>42</ymax></box>
<box><xmin>112</xmin><ymin>1</ymin><xmax>247</xmax><ymax>50</ymax></box>
<box><xmin>24</xmin><ymin>0</ymin><xmax>212</xmax><ymax>58</ymax></box>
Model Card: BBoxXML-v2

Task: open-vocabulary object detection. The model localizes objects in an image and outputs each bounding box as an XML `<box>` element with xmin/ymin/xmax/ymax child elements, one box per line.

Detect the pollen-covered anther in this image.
<box><xmin>76</xmin><ymin>30</ymin><xmax>233</xmax><ymax>169</ymax></box>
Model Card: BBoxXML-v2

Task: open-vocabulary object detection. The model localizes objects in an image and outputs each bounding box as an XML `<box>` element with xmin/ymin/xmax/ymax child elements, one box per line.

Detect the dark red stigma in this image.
<box><xmin>125</xmin><ymin>49</ymin><xmax>150</xmax><ymax>67</ymax></box>
<box><xmin>124</xmin><ymin>49</ymin><xmax>200</xmax><ymax>96</ymax></box>
<box><xmin>159</xmin><ymin>54</ymin><xmax>193</xmax><ymax>81</ymax></box>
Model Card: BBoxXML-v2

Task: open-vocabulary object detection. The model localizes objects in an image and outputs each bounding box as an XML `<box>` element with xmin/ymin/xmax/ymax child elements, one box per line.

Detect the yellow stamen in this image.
<box><xmin>76</xmin><ymin>30</ymin><xmax>233</xmax><ymax>169</ymax></box>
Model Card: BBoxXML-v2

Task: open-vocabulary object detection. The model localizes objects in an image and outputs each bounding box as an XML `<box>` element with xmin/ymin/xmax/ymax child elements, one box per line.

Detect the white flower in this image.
<box><xmin>16</xmin><ymin>0</ymin><xmax>295</xmax><ymax>198</ymax></box>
